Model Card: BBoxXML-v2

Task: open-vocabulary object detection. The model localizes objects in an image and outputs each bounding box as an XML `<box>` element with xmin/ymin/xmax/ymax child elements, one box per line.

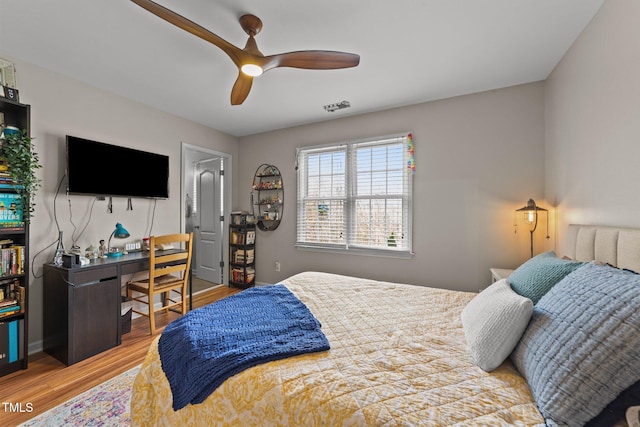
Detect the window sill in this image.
<box><xmin>295</xmin><ymin>244</ymin><xmax>414</xmax><ymax>259</ymax></box>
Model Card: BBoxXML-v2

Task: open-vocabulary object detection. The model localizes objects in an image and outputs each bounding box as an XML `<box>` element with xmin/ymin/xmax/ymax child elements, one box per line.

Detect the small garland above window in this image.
<box><xmin>406</xmin><ymin>133</ymin><xmax>415</xmax><ymax>175</ymax></box>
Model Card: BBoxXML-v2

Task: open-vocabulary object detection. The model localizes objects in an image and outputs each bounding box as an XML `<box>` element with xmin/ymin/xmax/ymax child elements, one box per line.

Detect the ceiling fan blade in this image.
<box><xmin>131</xmin><ymin>0</ymin><xmax>249</xmax><ymax>67</ymax></box>
<box><xmin>259</xmin><ymin>50</ymin><xmax>360</xmax><ymax>73</ymax></box>
<box><xmin>231</xmin><ymin>72</ymin><xmax>253</xmax><ymax>105</ymax></box>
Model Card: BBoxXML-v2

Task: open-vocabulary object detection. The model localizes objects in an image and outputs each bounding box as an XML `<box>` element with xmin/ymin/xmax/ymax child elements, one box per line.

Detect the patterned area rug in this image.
<box><xmin>18</xmin><ymin>365</ymin><xmax>140</xmax><ymax>427</ymax></box>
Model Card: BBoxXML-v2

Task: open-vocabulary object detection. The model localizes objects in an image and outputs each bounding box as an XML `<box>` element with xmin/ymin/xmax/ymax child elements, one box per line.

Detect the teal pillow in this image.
<box><xmin>508</xmin><ymin>251</ymin><xmax>583</xmax><ymax>304</ymax></box>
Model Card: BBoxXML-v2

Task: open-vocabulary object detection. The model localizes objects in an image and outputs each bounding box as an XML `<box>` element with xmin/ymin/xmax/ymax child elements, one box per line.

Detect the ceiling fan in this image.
<box><xmin>131</xmin><ymin>0</ymin><xmax>361</xmax><ymax>105</ymax></box>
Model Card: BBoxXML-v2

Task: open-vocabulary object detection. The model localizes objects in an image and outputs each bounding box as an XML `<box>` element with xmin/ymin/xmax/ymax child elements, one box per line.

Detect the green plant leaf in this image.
<box><xmin>0</xmin><ymin>129</ymin><xmax>42</xmax><ymax>221</ymax></box>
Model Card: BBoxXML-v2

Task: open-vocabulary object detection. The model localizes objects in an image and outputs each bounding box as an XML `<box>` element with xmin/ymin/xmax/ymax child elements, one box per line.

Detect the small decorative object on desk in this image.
<box><xmin>53</xmin><ymin>231</ymin><xmax>65</xmax><ymax>266</ymax></box>
<box><xmin>85</xmin><ymin>244</ymin><xmax>98</xmax><ymax>260</ymax></box>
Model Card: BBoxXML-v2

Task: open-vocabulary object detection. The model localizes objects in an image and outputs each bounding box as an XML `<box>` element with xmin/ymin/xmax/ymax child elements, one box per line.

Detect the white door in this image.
<box><xmin>195</xmin><ymin>158</ymin><xmax>223</xmax><ymax>283</ymax></box>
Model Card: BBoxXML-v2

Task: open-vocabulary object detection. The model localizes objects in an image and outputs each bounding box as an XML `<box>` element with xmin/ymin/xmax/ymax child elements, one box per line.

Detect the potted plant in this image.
<box><xmin>0</xmin><ymin>129</ymin><xmax>42</xmax><ymax>221</ymax></box>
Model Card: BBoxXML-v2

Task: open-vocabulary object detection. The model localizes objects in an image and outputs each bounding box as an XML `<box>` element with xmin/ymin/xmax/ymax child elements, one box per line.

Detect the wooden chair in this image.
<box><xmin>127</xmin><ymin>233</ymin><xmax>193</xmax><ymax>334</ymax></box>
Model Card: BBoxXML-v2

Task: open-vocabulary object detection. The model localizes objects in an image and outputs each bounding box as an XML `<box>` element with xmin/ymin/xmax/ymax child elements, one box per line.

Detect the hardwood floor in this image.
<box><xmin>0</xmin><ymin>285</ymin><xmax>240</xmax><ymax>426</ymax></box>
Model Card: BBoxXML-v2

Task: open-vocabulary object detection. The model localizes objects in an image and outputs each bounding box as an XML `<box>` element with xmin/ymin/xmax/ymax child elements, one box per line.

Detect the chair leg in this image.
<box><xmin>181</xmin><ymin>285</ymin><xmax>187</xmax><ymax>315</ymax></box>
<box><xmin>149</xmin><ymin>290</ymin><xmax>156</xmax><ymax>335</ymax></box>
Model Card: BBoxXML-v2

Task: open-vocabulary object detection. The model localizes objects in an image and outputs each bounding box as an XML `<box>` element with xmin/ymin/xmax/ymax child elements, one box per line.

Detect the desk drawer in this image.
<box><xmin>121</xmin><ymin>261</ymin><xmax>147</xmax><ymax>276</ymax></box>
<box><xmin>72</xmin><ymin>266</ymin><xmax>118</xmax><ymax>285</ymax></box>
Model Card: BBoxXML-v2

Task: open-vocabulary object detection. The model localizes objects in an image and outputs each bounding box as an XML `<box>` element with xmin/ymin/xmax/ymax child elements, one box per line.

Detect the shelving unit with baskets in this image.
<box><xmin>251</xmin><ymin>164</ymin><xmax>283</xmax><ymax>231</ymax></box>
<box><xmin>0</xmin><ymin>97</ymin><xmax>30</xmax><ymax>376</ymax></box>
<box><xmin>229</xmin><ymin>212</ymin><xmax>256</xmax><ymax>288</ymax></box>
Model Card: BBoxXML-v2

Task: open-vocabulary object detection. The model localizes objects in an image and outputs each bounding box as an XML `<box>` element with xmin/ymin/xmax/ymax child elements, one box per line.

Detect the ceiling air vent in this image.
<box><xmin>323</xmin><ymin>100</ymin><xmax>351</xmax><ymax>113</ymax></box>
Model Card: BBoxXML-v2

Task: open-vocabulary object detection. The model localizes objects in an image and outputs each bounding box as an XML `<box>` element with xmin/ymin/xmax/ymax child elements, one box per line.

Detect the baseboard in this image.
<box><xmin>28</xmin><ymin>339</ymin><xmax>43</xmax><ymax>356</ymax></box>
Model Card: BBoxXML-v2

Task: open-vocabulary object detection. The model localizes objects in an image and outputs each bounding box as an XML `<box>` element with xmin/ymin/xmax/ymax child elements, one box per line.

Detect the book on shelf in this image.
<box><xmin>231</xmin><ymin>267</ymin><xmax>255</xmax><ymax>284</ymax></box>
<box><xmin>233</xmin><ymin>248</ymin><xmax>254</xmax><ymax>264</ymax></box>
<box><xmin>18</xmin><ymin>318</ymin><xmax>23</xmax><ymax>359</ymax></box>
<box><xmin>0</xmin><ymin>183</ymin><xmax>23</xmax><ymax>191</ymax></box>
<box><xmin>230</xmin><ymin>211</ymin><xmax>250</xmax><ymax>225</ymax></box>
<box><xmin>11</xmin><ymin>245</ymin><xmax>23</xmax><ymax>275</ymax></box>
<box><xmin>7</xmin><ymin>319</ymin><xmax>17</xmax><ymax>362</ymax></box>
<box><xmin>0</xmin><ymin>304</ymin><xmax>20</xmax><ymax>320</ymax></box>
<box><xmin>0</xmin><ymin>226</ymin><xmax>25</xmax><ymax>232</ymax></box>
<box><xmin>0</xmin><ymin>246</ymin><xmax>23</xmax><ymax>276</ymax></box>
<box><xmin>0</xmin><ymin>318</ymin><xmax>22</xmax><ymax>365</ymax></box>
<box><xmin>0</xmin><ymin>298</ymin><xmax>17</xmax><ymax>308</ymax></box>
<box><xmin>231</xmin><ymin>230</ymin><xmax>254</xmax><ymax>245</ymax></box>
<box><xmin>0</xmin><ymin>321</ymin><xmax>7</xmax><ymax>366</ymax></box>
<box><xmin>0</xmin><ymin>278</ymin><xmax>20</xmax><ymax>303</ymax></box>
<box><xmin>230</xmin><ymin>231</ymin><xmax>242</xmax><ymax>245</ymax></box>
<box><xmin>15</xmin><ymin>284</ymin><xmax>25</xmax><ymax>312</ymax></box>
<box><xmin>0</xmin><ymin>193</ymin><xmax>23</xmax><ymax>228</ymax></box>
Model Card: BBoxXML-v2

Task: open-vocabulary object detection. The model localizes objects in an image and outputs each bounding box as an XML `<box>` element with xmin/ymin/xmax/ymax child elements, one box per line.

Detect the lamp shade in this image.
<box><xmin>112</xmin><ymin>223</ymin><xmax>130</xmax><ymax>239</ymax></box>
<box><xmin>516</xmin><ymin>199</ymin><xmax>547</xmax><ymax>215</ymax></box>
<box><xmin>515</xmin><ymin>199</ymin><xmax>548</xmax><ymax>258</ymax></box>
<box><xmin>107</xmin><ymin>223</ymin><xmax>130</xmax><ymax>257</ymax></box>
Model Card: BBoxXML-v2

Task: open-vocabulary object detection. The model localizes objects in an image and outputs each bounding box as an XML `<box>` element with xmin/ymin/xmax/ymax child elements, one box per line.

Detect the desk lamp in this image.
<box><xmin>107</xmin><ymin>223</ymin><xmax>130</xmax><ymax>257</ymax></box>
<box><xmin>516</xmin><ymin>199</ymin><xmax>547</xmax><ymax>258</ymax></box>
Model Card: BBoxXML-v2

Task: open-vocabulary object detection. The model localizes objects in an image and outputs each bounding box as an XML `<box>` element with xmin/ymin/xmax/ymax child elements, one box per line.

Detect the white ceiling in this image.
<box><xmin>0</xmin><ymin>0</ymin><xmax>604</xmax><ymax>137</ymax></box>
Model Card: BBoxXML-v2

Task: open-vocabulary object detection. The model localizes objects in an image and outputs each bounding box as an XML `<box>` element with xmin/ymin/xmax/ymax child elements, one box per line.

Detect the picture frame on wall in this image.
<box><xmin>0</xmin><ymin>58</ymin><xmax>18</xmax><ymax>89</ymax></box>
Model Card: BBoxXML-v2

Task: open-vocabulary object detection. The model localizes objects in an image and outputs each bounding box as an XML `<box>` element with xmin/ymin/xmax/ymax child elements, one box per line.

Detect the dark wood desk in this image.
<box><xmin>43</xmin><ymin>250</ymin><xmax>190</xmax><ymax>366</ymax></box>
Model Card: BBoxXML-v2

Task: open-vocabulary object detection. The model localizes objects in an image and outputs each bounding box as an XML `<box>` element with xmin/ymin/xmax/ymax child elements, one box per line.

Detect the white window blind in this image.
<box><xmin>296</xmin><ymin>133</ymin><xmax>413</xmax><ymax>256</ymax></box>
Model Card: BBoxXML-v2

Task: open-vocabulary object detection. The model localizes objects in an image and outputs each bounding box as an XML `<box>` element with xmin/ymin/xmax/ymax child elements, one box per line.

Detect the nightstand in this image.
<box><xmin>490</xmin><ymin>268</ymin><xmax>515</xmax><ymax>283</ymax></box>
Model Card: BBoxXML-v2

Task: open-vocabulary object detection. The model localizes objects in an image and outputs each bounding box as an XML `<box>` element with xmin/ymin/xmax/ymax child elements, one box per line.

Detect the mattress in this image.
<box><xmin>131</xmin><ymin>271</ymin><xmax>544</xmax><ymax>426</ymax></box>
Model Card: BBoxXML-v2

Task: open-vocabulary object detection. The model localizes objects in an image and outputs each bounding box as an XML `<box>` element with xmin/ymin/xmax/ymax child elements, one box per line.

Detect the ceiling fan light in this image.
<box><xmin>241</xmin><ymin>64</ymin><xmax>263</xmax><ymax>77</ymax></box>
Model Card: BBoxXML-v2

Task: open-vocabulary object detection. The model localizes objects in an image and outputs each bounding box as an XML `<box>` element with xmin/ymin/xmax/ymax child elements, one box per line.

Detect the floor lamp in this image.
<box><xmin>516</xmin><ymin>199</ymin><xmax>548</xmax><ymax>258</ymax></box>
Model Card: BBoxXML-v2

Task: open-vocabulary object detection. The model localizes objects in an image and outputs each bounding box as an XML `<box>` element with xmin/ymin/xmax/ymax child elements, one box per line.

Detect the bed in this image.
<box><xmin>131</xmin><ymin>224</ymin><xmax>640</xmax><ymax>426</ymax></box>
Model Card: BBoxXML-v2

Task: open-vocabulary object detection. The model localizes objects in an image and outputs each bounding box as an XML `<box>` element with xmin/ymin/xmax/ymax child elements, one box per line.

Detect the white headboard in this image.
<box><xmin>565</xmin><ymin>224</ymin><xmax>640</xmax><ymax>273</ymax></box>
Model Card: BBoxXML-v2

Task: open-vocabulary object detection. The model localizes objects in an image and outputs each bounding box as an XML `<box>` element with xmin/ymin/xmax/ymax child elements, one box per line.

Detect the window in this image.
<box><xmin>296</xmin><ymin>133</ymin><xmax>413</xmax><ymax>256</ymax></box>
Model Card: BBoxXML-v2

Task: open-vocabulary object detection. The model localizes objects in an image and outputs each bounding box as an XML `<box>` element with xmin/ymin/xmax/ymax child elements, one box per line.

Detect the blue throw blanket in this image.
<box><xmin>158</xmin><ymin>284</ymin><xmax>330</xmax><ymax>410</ymax></box>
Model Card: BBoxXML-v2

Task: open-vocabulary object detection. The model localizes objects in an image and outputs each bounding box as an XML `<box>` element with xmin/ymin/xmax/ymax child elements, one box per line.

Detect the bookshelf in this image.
<box><xmin>229</xmin><ymin>212</ymin><xmax>255</xmax><ymax>288</ymax></box>
<box><xmin>0</xmin><ymin>97</ymin><xmax>30</xmax><ymax>376</ymax></box>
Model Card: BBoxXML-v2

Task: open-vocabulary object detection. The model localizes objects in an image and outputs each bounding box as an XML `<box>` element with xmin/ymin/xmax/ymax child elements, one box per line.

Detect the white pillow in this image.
<box><xmin>461</xmin><ymin>279</ymin><xmax>533</xmax><ymax>372</ymax></box>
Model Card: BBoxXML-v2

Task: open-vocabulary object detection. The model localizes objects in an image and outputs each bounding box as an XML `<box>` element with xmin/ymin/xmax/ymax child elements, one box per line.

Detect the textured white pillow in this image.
<box><xmin>461</xmin><ymin>279</ymin><xmax>533</xmax><ymax>372</ymax></box>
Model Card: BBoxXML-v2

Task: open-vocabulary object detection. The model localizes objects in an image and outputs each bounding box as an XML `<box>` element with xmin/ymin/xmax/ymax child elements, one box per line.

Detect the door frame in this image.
<box><xmin>181</xmin><ymin>142</ymin><xmax>232</xmax><ymax>286</ymax></box>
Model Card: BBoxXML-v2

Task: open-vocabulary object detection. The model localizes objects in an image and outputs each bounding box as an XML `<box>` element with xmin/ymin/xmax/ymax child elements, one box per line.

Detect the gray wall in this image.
<box><xmin>237</xmin><ymin>82</ymin><xmax>547</xmax><ymax>292</ymax></box>
<box><xmin>545</xmin><ymin>0</ymin><xmax>640</xmax><ymax>254</ymax></box>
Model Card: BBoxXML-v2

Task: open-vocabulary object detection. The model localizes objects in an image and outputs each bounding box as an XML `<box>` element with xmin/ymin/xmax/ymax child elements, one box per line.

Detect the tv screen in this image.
<box><xmin>66</xmin><ymin>135</ymin><xmax>169</xmax><ymax>199</ymax></box>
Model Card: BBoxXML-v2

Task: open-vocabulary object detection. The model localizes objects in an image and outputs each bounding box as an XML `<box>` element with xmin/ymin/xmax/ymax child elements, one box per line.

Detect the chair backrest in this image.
<box><xmin>147</xmin><ymin>233</ymin><xmax>193</xmax><ymax>289</ymax></box>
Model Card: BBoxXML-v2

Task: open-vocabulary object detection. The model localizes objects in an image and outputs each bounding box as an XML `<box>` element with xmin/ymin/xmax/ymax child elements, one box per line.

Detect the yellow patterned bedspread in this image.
<box><xmin>131</xmin><ymin>272</ymin><xmax>544</xmax><ymax>426</ymax></box>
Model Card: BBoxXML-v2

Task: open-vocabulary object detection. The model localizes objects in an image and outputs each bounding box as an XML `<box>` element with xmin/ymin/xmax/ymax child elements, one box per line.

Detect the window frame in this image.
<box><xmin>296</xmin><ymin>133</ymin><xmax>413</xmax><ymax>258</ymax></box>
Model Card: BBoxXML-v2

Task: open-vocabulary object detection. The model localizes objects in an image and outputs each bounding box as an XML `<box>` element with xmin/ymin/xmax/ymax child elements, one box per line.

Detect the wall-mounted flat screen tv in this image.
<box><xmin>66</xmin><ymin>135</ymin><xmax>169</xmax><ymax>199</ymax></box>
